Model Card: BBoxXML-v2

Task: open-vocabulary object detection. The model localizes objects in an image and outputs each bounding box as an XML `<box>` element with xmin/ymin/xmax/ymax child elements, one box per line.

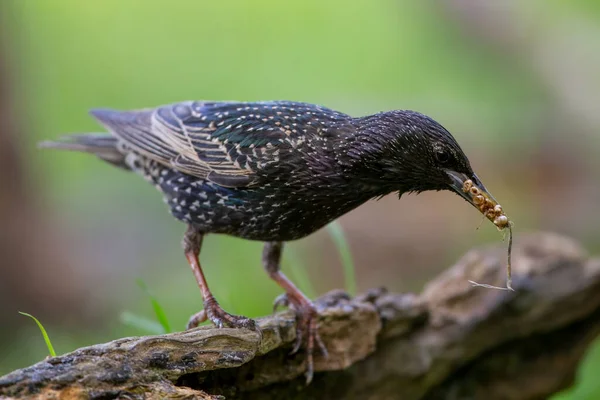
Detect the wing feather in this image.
<box><xmin>90</xmin><ymin>108</ymin><xmax>178</xmax><ymax>163</ymax></box>
<box><xmin>91</xmin><ymin>100</ymin><xmax>353</xmax><ymax>187</ymax></box>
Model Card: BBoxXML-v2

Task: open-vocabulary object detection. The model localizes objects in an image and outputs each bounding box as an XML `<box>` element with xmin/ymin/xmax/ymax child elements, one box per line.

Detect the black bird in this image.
<box><xmin>42</xmin><ymin>100</ymin><xmax>506</xmax><ymax>382</ymax></box>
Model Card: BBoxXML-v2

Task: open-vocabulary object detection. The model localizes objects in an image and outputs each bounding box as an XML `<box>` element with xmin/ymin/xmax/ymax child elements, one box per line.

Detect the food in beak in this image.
<box><xmin>462</xmin><ymin>179</ymin><xmax>509</xmax><ymax>230</ymax></box>
<box><xmin>461</xmin><ymin>179</ymin><xmax>514</xmax><ymax>292</ymax></box>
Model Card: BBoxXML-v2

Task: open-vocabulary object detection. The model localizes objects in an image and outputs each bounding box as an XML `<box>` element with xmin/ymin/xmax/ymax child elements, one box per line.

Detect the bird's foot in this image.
<box><xmin>186</xmin><ymin>296</ymin><xmax>256</xmax><ymax>330</ymax></box>
<box><xmin>273</xmin><ymin>293</ymin><xmax>328</xmax><ymax>384</ymax></box>
<box><xmin>272</xmin><ymin>292</ymin><xmax>291</xmax><ymax>312</ymax></box>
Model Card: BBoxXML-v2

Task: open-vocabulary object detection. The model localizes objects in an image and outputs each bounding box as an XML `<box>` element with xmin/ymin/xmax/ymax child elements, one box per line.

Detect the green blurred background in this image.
<box><xmin>1</xmin><ymin>1</ymin><xmax>599</xmax><ymax>397</ymax></box>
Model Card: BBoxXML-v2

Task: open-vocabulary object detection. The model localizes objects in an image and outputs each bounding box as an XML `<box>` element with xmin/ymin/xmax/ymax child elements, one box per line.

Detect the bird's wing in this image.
<box><xmin>91</xmin><ymin>101</ymin><xmax>352</xmax><ymax>187</ymax></box>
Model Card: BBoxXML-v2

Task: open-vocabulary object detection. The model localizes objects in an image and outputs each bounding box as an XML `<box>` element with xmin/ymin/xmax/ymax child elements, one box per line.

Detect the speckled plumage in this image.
<box><xmin>69</xmin><ymin>101</ymin><xmax>473</xmax><ymax>241</ymax></box>
<box><xmin>43</xmin><ymin>99</ymin><xmax>490</xmax><ymax>383</ymax></box>
<box><xmin>91</xmin><ymin>101</ymin><xmax>358</xmax><ymax>241</ymax></box>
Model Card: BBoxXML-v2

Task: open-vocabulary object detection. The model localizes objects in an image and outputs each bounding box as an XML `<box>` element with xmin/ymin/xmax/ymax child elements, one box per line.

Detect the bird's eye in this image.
<box><xmin>435</xmin><ymin>149</ymin><xmax>451</xmax><ymax>164</ymax></box>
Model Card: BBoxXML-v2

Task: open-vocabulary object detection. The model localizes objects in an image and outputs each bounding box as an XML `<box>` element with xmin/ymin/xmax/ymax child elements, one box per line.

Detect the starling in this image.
<box><xmin>41</xmin><ymin>100</ymin><xmax>508</xmax><ymax>382</ymax></box>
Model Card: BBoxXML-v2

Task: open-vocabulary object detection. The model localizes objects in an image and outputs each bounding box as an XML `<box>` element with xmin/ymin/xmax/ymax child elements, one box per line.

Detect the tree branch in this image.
<box><xmin>2</xmin><ymin>232</ymin><xmax>599</xmax><ymax>399</ymax></box>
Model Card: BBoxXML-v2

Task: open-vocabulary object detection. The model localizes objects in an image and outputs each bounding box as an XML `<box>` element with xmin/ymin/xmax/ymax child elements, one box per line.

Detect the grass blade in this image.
<box><xmin>327</xmin><ymin>221</ymin><xmax>357</xmax><ymax>296</ymax></box>
<box><xmin>136</xmin><ymin>279</ymin><xmax>172</xmax><ymax>333</ymax></box>
<box><xmin>285</xmin><ymin>247</ymin><xmax>317</xmax><ymax>299</ymax></box>
<box><xmin>120</xmin><ymin>311</ymin><xmax>166</xmax><ymax>335</ymax></box>
<box><xmin>19</xmin><ymin>312</ymin><xmax>56</xmax><ymax>357</ymax></box>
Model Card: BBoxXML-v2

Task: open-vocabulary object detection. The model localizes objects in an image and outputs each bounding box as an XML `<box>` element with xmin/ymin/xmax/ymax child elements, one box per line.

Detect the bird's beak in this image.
<box><xmin>446</xmin><ymin>170</ymin><xmax>508</xmax><ymax>229</ymax></box>
<box><xmin>446</xmin><ymin>170</ymin><xmax>494</xmax><ymax>206</ymax></box>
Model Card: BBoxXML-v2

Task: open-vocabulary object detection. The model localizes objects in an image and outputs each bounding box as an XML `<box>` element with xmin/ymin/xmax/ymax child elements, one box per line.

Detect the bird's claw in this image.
<box><xmin>297</xmin><ymin>304</ymin><xmax>327</xmax><ymax>384</ymax></box>
<box><xmin>275</xmin><ymin>295</ymin><xmax>327</xmax><ymax>384</ymax></box>
<box><xmin>186</xmin><ymin>297</ymin><xmax>257</xmax><ymax>331</ymax></box>
<box><xmin>272</xmin><ymin>293</ymin><xmax>291</xmax><ymax>313</ymax></box>
<box><xmin>186</xmin><ymin>309</ymin><xmax>208</xmax><ymax>330</ymax></box>
<box><xmin>315</xmin><ymin>327</ymin><xmax>328</xmax><ymax>359</ymax></box>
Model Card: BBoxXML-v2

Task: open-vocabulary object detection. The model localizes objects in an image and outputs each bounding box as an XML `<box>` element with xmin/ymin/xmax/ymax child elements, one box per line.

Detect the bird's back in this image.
<box><xmin>91</xmin><ymin>100</ymin><xmax>353</xmax><ymax>186</ymax></box>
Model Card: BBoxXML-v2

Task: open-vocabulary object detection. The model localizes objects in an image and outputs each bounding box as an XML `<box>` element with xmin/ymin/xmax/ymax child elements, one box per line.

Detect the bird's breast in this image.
<box><xmin>136</xmin><ymin>157</ymin><xmax>371</xmax><ymax>241</ymax></box>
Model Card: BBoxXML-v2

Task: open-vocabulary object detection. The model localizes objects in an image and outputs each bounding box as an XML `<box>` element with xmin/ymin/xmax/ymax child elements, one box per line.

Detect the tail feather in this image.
<box><xmin>39</xmin><ymin>134</ymin><xmax>128</xmax><ymax>169</ymax></box>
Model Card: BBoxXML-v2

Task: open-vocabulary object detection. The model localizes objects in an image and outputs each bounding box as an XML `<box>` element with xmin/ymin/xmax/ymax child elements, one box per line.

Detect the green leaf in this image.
<box><xmin>136</xmin><ymin>279</ymin><xmax>172</xmax><ymax>333</ymax></box>
<box><xmin>327</xmin><ymin>221</ymin><xmax>357</xmax><ymax>296</ymax></box>
<box><xmin>19</xmin><ymin>312</ymin><xmax>57</xmax><ymax>357</ymax></box>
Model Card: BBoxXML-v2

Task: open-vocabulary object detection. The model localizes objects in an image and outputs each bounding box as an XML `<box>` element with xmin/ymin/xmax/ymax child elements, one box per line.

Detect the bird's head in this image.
<box><xmin>344</xmin><ymin>110</ymin><xmax>506</xmax><ymax>226</ymax></box>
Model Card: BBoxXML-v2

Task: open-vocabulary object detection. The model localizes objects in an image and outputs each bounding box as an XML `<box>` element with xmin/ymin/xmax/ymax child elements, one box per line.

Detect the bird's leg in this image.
<box><xmin>184</xmin><ymin>225</ymin><xmax>256</xmax><ymax>330</ymax></box>
<box><xmin>263</xmin><ymin>241</ymin><xmax>327</xmax><ymax>384</ymax></box>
